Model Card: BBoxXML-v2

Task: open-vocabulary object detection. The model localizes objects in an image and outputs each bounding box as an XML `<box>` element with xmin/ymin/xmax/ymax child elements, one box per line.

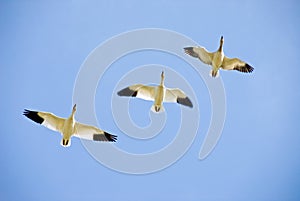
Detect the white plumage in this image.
<box><xmin>184</xmin><ymin>36</ymin><xmax>254</xmax><ymax>77</ymax></box>
<box><xmin>23</xmin><ymin>104</ymin><xmax>117</xmax><ymax>147</ymax></box>
<box><xmin>117</xmin><ymin>71</ymin><xmax>193</xmax><ymax>112</ymax></box>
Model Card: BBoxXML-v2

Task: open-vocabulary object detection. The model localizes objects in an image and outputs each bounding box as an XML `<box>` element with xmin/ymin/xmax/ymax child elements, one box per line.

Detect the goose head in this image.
<box><xmin>218</xmin><ymin>36</ymin><xmax>224</xmax><ymax>51</ymax></box>
<box><xmin>160</xmin><ymin>71</ymin><xmax>165</xmax><ymax>86</ymax></box>
<box><xmin>72</xmin><ymin>104</ymin><xmax>77</xmax><ymax>115</ymax></box>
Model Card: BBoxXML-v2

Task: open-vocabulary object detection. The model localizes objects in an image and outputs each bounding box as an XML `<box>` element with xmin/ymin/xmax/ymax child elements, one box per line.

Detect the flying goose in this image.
<box><xmin>23</xmin><ymin>104</ymin><xmax>117</xmax><ymax>147</ymax></box>
<box><xmin>117</xmin><ymin>71</ymin><xmax>193</xmax><ymax>112</ymax></box>
<box><xmin>184</xmin><ymin>36</ymin><xmax>254</xmax><ymax>77</ymax></box>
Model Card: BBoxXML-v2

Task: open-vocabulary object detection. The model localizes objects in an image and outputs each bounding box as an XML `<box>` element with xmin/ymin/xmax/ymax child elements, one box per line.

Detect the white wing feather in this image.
<box><xmin>185</xmin><ymin>47</ymin><xmax>213</xmax><ymax>65</ymax></box>
<box><xmin>37</xmin><ymin>112</ymin><xmax>65</xmax><ymax>133</ymax></box>
<box><xmin>221</xmin><ymin>56</ymin><xmax>246</xmax><ymax>70</ymax></box>
<box><xmin>164</xmin><ymin>88</ymin><xmax>185</xmax><ymax>102</ymax></box>
<box><xmin>164</xmin><ymin>88</ymin><xmax>193</xmax><ymax>108</ymax></box>
<box><xmin>73</xmin><ymin>122</ymin><xmax>104</xmax><ymax>141</ymax></box>
<box><xmin>135</xmin><ymin>85</ymin><xmax>156</xmax><ymax>101</ymax></box>
<box><xmin>118</xmin><ymin>84</ymin><xmax>156</xmax><ymax>101</ymax></box>
<box><xmin>221</xmin><ymin>56</ymin><xmax>254</xmax><ymax>73</ymax></box>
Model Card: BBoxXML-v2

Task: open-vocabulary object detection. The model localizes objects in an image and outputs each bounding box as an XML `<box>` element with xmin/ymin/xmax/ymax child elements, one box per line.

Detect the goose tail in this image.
<box><xmin>210</xmin><ymin>69</ymin><xmax>220</xmax><ymax>78</ymax></box>
<box><xmin>61</xmin><ymin>138</ymin><xmax>71</xmax><ymax>147</ymax></box>
<box><xmin>151</xmin><ymin>105</ymin><xmax>165</xmax><ymax>113</ymax></box>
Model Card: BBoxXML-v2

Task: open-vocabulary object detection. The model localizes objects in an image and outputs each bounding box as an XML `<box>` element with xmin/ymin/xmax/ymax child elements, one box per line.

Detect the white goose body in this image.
<box><xmin>184</xmin><ymin>36</ymin><xmax>254</xmax><ymax>77</ymax></box>
<box><xmin>60</xmin><ymin>107</ymin><xmax>76</xmax><ymax>146</ymax></box>
<box><xmin>24</xmin><ymin>104</ymin><xmax>117</xmax><ymax>147</ymax></box>
<box><xmin>211</xmin><ymin>49</ymin><xmax>224</xmax><ymax>77</ymax></box>
<box><xmin>153</xmin><ymin>74</ymin><xmax>166</xmax><ymax>112</ymax></box>
<box><xmin>118</xmin><ymin>71</ymin><xmax>193</xmax><ymax>112</ymax></box>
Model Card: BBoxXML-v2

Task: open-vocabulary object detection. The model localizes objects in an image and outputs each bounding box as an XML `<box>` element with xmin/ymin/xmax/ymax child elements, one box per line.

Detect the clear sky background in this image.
<box><xmin>1</xmin><ymin>0</ymin><xmax>300</xmax><ymax>200</ymax></box>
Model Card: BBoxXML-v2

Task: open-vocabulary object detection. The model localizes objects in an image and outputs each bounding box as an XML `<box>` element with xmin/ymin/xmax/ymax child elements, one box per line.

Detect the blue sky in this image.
<box><xmin>1</xmin><ymin>0</ymin><xmax>300</xmax><ymax>200</ymax></box>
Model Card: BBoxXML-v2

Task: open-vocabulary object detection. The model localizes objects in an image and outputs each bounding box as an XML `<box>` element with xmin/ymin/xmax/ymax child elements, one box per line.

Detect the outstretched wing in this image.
<box><xmin>117</xmin><ymin>84</ymin><xmax>156</xmax><ymax>101</ymax></box>
<box><xmin>221</xmin><ymin>56</ymin><xmax>254</xmax><ymax>73</ymax></box>
<box><xmin>74</xmin><ymin>122</ymin><xmax>117</xmax><ymax>142</ymax></box>
<box><xmin>23</xmin><ymin>109</ymin><xmax>65</xmax><ymax>133</ymax></box>
<box><xmin>184</xmin><ymin>47</ymin><xmax>213</xmax><ymax>65</ymax></box>
<box><xmin>164</xmin><ymin>88</ymin><xmax>193</xmax><ymax>108</ymax></box>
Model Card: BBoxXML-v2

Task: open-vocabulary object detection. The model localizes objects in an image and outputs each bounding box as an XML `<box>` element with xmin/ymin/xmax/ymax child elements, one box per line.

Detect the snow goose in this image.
<box><xmin>117</xmin><ymin>71</ymin><xmax>193</xmax><ymax>112</ymax></box>
<box><xmin>23</xmin><ymin>104</ymin><xmax>117</xmax><ymax>147</ymax></box>
<box><xmin>184</xmin><ymin>36</ymin><xmax>254</xmax><ymax>77</ymax></box>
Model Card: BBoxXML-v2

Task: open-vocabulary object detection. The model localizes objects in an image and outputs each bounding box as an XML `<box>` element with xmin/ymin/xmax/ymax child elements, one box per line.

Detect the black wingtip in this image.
<box><xmin>93</xmin><ymin>132</ymin><xmax>117</xmax><ymax>142</ymax></box>
<box><xmin>117</xmin><ymin>87</ymin><xmax>137</xmax><ymax>97</ymax></box>
<box><xmin>245</xmin><ymin>63</ymin><xmax>254</xmax><ymax>73</ymax></box>
<box><xmin>183</xmin><ymin>47</ymin><xmax>193</xmax><ymax>54</ymax></box>
<box><xmin>177</xmin><ymin>97</ymin><xmax>193</xmax><ymax>108</ymax></box>
<box><xmin>184</xmin><ymin>47</ymin><xmax>193</xmax><ymax>51</ymax></box>
<box><xmin>23</xmin><ymin>109</ymin><xmax>44</xmax><ymax>124</ymax></box>
<box><xmin>104</xmin><ymin>132</ymin><xmax>117</xmax><ymax>142</ymax></box>
<box><xmin>234</xmin><ymin>63</ymin><xmax>254</xmax><ymax>73</ymax></box>
<box><xmin>184</xmin><ymin>47</ymin><xmax>198</xmax><ymax>58</ymax></box>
